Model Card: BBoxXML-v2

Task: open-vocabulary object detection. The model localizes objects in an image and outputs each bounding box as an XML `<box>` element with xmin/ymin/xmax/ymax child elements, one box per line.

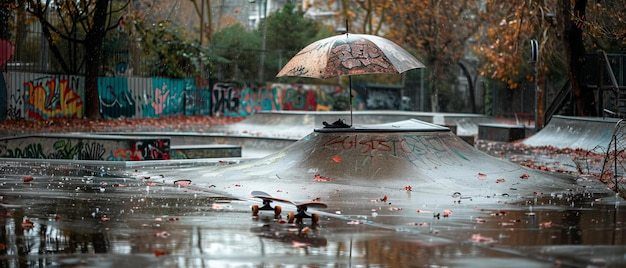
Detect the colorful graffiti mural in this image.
<box><xmin>99</xmin><ymin>77</ymin><xmax>136</xmax><ymax>118</ymax></box>
<box><xmin>239</xmin><ymin>84</ymin><xmax>281</xmax><ymax>116</ymax></box>
<box><xmin>3</xmin><ymin>72</ymin><xmax>85</xmax><ymax>119</ymax></box>
<box><xmin>98</xmin><ymin>77</ymin><xmax>210</xmax><ymax>119</ymax></box>
<box><xmin>0</xmin><ymin>136</ymin><xmax>170</xmax><ymax>161</ymax></box>
<box><xmin>1</xmin><ymin>71</ymin><xmax>378</xmax><ymax>120</ymax></box>
<box><xmin>23</xmin><ymin>75</ymin><xmax>84</xmax><ymax>119</ymax></box>
<box><xmin>105</xmin><ymin>139</ymin><xmax>170</xmax><ymax>161</ymax></box>
<box><xmin>321</xmin><ymin>133</ymin><xmax>470</xmax><ymax>170</ymax></box>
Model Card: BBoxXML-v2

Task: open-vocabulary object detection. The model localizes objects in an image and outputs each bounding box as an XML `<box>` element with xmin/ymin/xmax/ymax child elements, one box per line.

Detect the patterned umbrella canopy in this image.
<box><xmin>276</xmin><ymin>33</ymin><xmax>424</xmax><ymax>79</ymax></box>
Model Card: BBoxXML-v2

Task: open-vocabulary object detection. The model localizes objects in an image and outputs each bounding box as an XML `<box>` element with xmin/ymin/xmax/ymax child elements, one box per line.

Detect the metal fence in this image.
<box><xmin>601</xmin><ymin>119</ymin><xmax>626</xmax><ymax>196</ymax></box>
<box><xmin>0</xmin><ymin>69</ymin><xmax>365</xmax><ymax>121</ymax></box>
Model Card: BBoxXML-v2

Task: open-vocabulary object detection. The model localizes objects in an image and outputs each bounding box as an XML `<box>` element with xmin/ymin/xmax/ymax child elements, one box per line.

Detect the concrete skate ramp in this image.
<box><xmin>211</xmin><ymin>111</ymin><xmax>497</xmax><ymax>139</ymax></box>
<box><xmin>185</xmin><ymin>119</ymin><xmax>610</xmax><ymax>226</ymax></box>
<box><xmin>522</xmin><ymin>116</ymin><xmax>620</xmax><ymax>151</ymax></box>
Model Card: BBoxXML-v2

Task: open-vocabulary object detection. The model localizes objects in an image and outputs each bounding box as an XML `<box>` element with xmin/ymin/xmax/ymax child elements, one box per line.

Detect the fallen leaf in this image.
<box><xmin>154</xmin><ymin>249</ymin><xmax>169</xmax><ymax>257</ymax></box>
<box><xmin>471</xmin><ymin>233</ymin><xmax>496</xmax><ymax>243</ymax></box>
<box><xmin>23</xmin><ymin>175</ymin><xmax>34</xmax><ymax>182</ymax></box>
<box><xmin>174</xmin><ymin>179</ymin><xmax>192</xmax><ymax>187</ymax></box>
<box><xmin>21</xmin><ymin>219</ymin><xmax>34</xmax><ymax>230</ymax></box>
<box><xmin>313</xmin><ymin>174</ymin><xmax>330</xmax><ymax>182</ymax></box>
<box><xmin>292</xmin><ymin>241</ymin><xmax>310</xmax><ymax>248</ymax></box>
<box><xmin>539</xmin><ymin>221</ymin><xmax>552</xmax><ymax>228</ymax></box>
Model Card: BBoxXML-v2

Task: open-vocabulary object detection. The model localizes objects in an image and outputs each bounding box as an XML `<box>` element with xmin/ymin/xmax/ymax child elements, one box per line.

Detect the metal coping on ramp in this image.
<box><xmin>315</xmin><ymin>119</ymin><xmax>450</xmax><ymax>133</ymax></box>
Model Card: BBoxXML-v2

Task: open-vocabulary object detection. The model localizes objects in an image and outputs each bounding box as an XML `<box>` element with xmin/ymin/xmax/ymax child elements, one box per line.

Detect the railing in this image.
<box><xmin>598</xmin><ymin>50</ymin><xmax>625</xmax><ymax>118</ymax></box>
<box><xmin>544</xmin><ymin>79</ymin><xmax>571</xmax><ymax>125</ymax></box>
<box><xmin>547</xmin><ymin>52</ymin><xmax>626</xmax><ymax>122</ymax></box>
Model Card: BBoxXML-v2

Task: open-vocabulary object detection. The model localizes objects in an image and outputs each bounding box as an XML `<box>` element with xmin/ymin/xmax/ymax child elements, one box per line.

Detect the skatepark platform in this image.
<box><xmin>208</xmin><ymin>111</ymin><xmax>498</xmax><ymax>139</ymax></box>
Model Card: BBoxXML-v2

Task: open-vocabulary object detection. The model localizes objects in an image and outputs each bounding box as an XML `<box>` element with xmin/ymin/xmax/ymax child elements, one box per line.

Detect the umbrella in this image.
<box><xmin>276</xmin><ymin>33</ymin><xmax>424</xmax><ymax>126</ymax></box>
<box><xmin>276</xmin><ymin>33</ymin><xmax>424</xmax><ymax>79</ymax></box>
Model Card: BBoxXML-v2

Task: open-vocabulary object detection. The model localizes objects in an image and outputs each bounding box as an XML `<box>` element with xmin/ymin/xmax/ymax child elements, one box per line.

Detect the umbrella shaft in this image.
<box><xmin>349</xmin><ymin>76</ymin><xmax>353</xmax><ymax>126</ymax></box>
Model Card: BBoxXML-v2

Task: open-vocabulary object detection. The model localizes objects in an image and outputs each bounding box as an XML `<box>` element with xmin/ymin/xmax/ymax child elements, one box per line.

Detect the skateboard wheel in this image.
<box><xmin>311</xmin><ymin>213</ymin><xmax>320</xmax><ymax>223</ymax></box>
<box><xmin>274</xmin><ymin>205</ymin><xmax>282</xmax><ymax>217</ymax></box>
<box><xmin>252</xmin><ymin>205</ymin><xmax>259</xmax><ymax>216</ymax></box>
<box><xmin>287</xmin><ymin>212</ymin><xmax>295</xmax><ymax>223</ymax></box>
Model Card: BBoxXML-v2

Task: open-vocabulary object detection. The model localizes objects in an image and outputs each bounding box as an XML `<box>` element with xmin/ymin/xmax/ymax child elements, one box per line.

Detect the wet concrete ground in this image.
<box><xmin>1</xmin><ymin>159</ymin><xmax>625</xmax><ymax>267</ymax></box>
<box><xmin>1</xmin><ymin>114</ymin><xmax>626</xmax><ymax>267</ymax></box>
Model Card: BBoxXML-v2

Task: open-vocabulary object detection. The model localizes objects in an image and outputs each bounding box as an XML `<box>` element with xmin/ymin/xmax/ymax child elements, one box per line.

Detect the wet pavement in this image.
<box><xmin>1</xmin><ymin>159</ymin><xmax>624</xmax><ymax>267</ymax></box>
<box><xmin>1</xmin><ymin>114</ymin><xmax>626</xmax><ymax>267</ymax></box>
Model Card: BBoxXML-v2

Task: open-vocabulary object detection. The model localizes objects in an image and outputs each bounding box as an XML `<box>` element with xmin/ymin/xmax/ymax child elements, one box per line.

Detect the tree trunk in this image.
<box><xmin>561</xmin><ymin>0</ymin><xmax>596</xmax><ymax>116</ymax></box>
<box><xmin>84</xmin><ymin>45</ymin><xmax>101</xmax><ymax>120</ymax></box>
<box><xmin>458</xmin><ymin>61</ymin><xmax>477</xmax><ymax>113</ymax></box>
<box><xmin>430</xmin><ymin>67</ymin><xmax>439</xmax><ymax>112</ymax></box>
<box><xmin>83</xmin><ymin>0</ymin><xmax>110</xmax><ymax>120</ymax></box>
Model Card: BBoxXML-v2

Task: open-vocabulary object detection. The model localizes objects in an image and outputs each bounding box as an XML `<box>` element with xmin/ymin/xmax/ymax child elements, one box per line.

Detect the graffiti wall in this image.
<box><xmin>0</xmin><ymin>135</ymin><xmax>170</xmax><ymax>161</ymax></box>
<box><xmin>98</xmin><ymin>77</ymin><xmax>210</xmax><ymax>119</ymax></box>
<box><xmin>0</xmin><ymin>71</ymin><xmax>396</xmax><ymax>120</ymax></box>
<box><xmin>210</xmin><ymin>83</ymin><xmax>350</xmax><ymax>116</ymax></box>
<box><xmin>4</xmin><ymin>72</ymin><xmax>84</xmax><ymax>120</ymax></box>
<box><xmin>365</xmin><ymin>88</ymin><xmax>402</xmax><ymax>110</ymax></box>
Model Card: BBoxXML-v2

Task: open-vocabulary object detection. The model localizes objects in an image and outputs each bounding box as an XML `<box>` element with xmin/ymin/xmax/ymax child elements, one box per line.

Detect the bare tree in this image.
<box><xmin>559</xmin><ymin>0</ymin><xmax>595</xmax><ymax>116</ymax></box>
<box><xmin>23</xmin><ymin>0</ymin><xmax>129</xmax><ymax>119</ymax></box>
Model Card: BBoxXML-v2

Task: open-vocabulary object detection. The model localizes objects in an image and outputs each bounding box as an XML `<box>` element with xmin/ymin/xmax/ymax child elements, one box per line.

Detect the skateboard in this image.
<box><xmin>251</xmin><ymin>191</ymin><xmax>327</xmax><ymax>224</ymax></box>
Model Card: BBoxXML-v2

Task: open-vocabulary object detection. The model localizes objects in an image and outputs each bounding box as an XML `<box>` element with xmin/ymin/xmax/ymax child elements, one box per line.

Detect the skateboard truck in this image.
<box><xmin>251</xmin><ymin>198</ymin><xmax>282</xmax><ymax>219</ymax></box>
<box><xmin>287</xmin><ymin>204</ymin><xmax>320</xmax><ymax>224</ymax></box>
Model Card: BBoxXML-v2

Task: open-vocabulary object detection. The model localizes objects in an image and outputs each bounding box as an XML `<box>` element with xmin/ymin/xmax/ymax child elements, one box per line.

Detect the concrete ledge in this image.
<box><xmin>0</xmin><ymin>134</ymin><xmax>170</xmax><ymax>161</ymax></box>
<box><xmin>95</xmin><ymin>132</ymin><xmax>297</xmax><ymax>158</ymax></box>
<box><xmin>478</xmin><ymin>124</ymin><xmax>526</xmax><ymax>142</ymax></box>
<box><xmin>171</xmin><ymin>145</ymin><xmax>242</xmax><ymax>159</ymax></box>
<box><xmin>441</xmin><ymin>124</ymin><xmax>457</xmax><ymax>135</ymax></box>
